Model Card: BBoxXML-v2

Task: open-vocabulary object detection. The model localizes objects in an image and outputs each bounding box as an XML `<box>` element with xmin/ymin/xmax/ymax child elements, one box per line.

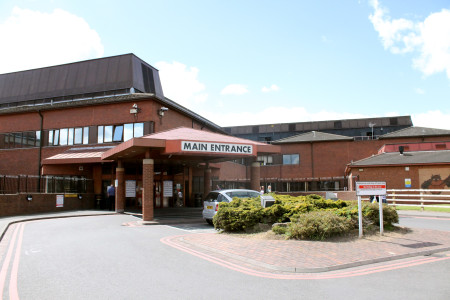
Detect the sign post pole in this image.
<box><xmin>358</xmin><ymin>195</ymin><xmax>363</xmax><ymax>238</ymax></box>
<box><xmin>379</xmin><ymin>195</ymin><xmax>384</xmax><ymax>235</ymax></box>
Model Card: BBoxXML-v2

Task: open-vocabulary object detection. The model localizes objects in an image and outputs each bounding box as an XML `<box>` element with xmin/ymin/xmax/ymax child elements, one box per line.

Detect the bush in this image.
<box><xmin>287</xmin><ymin>210</ymin><xmax>354</xmax><ymax>240</ymax></box>
<box><xmin>213</xmin><ymin>198</ymin><xmax>263</xmax><ymax>232</ymax></box>
<box><xmin>213</xmin><ymin>194</ymin><xmax>399</xmax><ymax>240</ymax></box>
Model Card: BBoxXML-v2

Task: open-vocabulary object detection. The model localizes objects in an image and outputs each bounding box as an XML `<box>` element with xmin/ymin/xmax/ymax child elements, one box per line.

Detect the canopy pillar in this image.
<box><xmin>143</xmin><ymin>158</ymin><xmax>154</xmax><ymax>221</ymax></box>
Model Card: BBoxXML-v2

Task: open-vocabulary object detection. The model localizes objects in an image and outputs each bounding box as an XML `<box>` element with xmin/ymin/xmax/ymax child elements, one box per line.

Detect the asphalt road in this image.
<box><xmin>0</xmin><ymin>214</ymin><xmax>449</xmax><ymax>300</ymax></box>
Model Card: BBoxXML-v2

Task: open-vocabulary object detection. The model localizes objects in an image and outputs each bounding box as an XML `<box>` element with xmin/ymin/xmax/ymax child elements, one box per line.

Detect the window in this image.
<box><xmin>83</xmin><ymin>127</ymin><xmax>89</xmax><ymax>144</ymax></box>
<box><xmin>124</xmin><ymin>123</ymin><xmax>134</xmax><ymax>141</ymax></box>
<box><xmin>68</xmin><ymin>128</ymin><xmax>74</xmax><ymax>145</ymax></box>
<box><xmin>113</xmin><ymin>125</ymin><xmax>123</xmax><ymax>142</ymax></box>
<box><xmin>74</xmin><ymin>128</ymin><xmax>83</xmax><ymax>144</ymax></box>
<box><xmin>99</xmin><ymin>123</ymin><xmax>144</xmax><ymax>143</ymax></box>
<box><xmin>53</xmin><ymin>130</ymin><xmax>60</xmax><ymax>146</ymax></box>
<box><xmin>98</xmin><ymin>126</ymin><xmax>104</xmax><ymax>144</ymax></box>
<box><xmin>134</xmin><ymin>123</ymin><xmax>143</xmax><ymax>137</ymax></box>
<box><xmin>283</xmin><ymin>154</ymin><xmax>300</xmax><ymax>165</ymax></box>
<box><xmin>258</xmin><ymin>155</ymin><xmax>273</xmax><ymax>165</ymax></box>
<box><xmin>104</xmin><ymin>126</ymin><xmax>113</xmax><ymax>142</ymax></box>
<box><xmin>60</xmin><ymin>128</ymin><xmax>68</xmax><ymax>145</ymax></box>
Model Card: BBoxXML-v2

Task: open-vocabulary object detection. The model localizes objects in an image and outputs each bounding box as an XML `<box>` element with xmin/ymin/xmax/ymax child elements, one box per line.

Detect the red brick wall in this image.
<box><xmin>0</xmin><ymin>193</ymin><xmax>95</xmax><ymax>217</ymax></box>
<box><xmin>349</xmin><ymin>165</ymin><xmax>450</xmax><ymax>190</ymax></box>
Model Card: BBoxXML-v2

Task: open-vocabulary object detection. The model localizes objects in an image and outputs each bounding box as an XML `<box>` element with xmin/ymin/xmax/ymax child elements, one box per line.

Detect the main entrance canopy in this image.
<box><xmin>101</xmin><ymin>127</ymin><xmax>279</xmax><ymax>162</ymax></box>
<box><xmin>101</xmin><ymin>127</ymin><xmax>280</xmax><ymax>221</ymax></box>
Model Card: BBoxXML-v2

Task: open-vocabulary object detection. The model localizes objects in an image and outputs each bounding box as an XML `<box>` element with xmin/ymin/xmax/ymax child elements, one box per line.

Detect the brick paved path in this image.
<box><xmin>166</xmin><ymin>228</ymin><xmax>450</xmax><ymax>273</ymax></box>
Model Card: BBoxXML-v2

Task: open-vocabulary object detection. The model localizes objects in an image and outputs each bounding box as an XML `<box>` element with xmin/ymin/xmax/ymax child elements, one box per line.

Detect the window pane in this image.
<box><xmin>27</xmin><ymin>132</ymin><xmax>35</xmax><ymax>146</ymax></box>
<box><xmin>36</xmin><ymin>131</ymin><xmax>41</xmax><ymax>147</ymax></box>
<box><xmin>134</xmin><ymin>123</ymin><xmax>143</xmax><ymax>137</ymax></box>
<box><xmin>124</xmin><ymin>123</ymin><xmax>133</xmax><ymax>141</ymax></box>
<box><xmin>83</xmin><ymin>127</ymin><xmax>89</xmax><ymax>144</ymax></box>
<box><xmin>97</xmin><ymin>126</ymin><xmax>104</xmax><ymax>143</ymax></box>
<box><xmin>113</xmin><ymin>125</ymin><xmax>123</xmax><ymax>142</ymax></box>
<box><xmin>74</xmin><ymin>128</ymin><xmax>82</xmax><ymax>144</ymax></box>
<box><xmin>68</xmin><ymin>128</ymin><xmax>74</xmax><ymax>145</ymax></box>
<box><xmin>60</xmin><ymin>128</ymin><xmax>68</xmax><ymax>145</ymax></box>
<box><xmin>14</xmin><ymin>133</ymin><xmax>22</xmax><ymax>148</ymax></box>
<box><xmin>104</xmin><ymin>126</ymin><xmax>113</xmax><ymax>142</ymax></box>
<box><xmin>291</xmin><ymin>154</ymin><xmax>300</xmax><ymax>164</ymax></box>
<box><xmin>53</xmin><ymin>130</ymin><xmax>59</xmax><ymax>145</ymax></box>
<box><xmin>48</xmin><ymin>130</ymin><xmax>53</xmax><ymax>146</ymax></box>
<box><xmin>283</xmin><ymin>155</ymin><xmax>291</xmax><ymax>165</ymax></box>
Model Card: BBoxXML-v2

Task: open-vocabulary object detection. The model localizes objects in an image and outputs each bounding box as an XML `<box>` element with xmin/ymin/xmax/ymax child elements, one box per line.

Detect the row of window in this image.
<box><xmin>0</xmin><ymin>131</ymin><xmax>41</xmax><ymax>149</ymax></box>
<box><xmin>97</xmin><ymin>123</ymin><xmax>144</xmax><ymax>143</ymax></box>
<box><xmin>0</xmin><ymin>122</ymin><xmax>146</xmax><ymax>149</ymax></box>
<box><xmin>48</xmin><ymin>127</ymin><xmax>89</xmax><ymax>146</ymax></box>
<box><xmin>257</xmin><ymin>154</ymin><xmax>300</xmax><ymax>165</ymax></box>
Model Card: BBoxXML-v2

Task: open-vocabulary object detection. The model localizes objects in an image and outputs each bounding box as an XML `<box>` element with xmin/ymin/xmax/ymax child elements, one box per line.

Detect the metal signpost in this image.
<box><xmin>355</xmin><ymin>181</ymin><xmax>387</xmax><ymax>237</ymax></box>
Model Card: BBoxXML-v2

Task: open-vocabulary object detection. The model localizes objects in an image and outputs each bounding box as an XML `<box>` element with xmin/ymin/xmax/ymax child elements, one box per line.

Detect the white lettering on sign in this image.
<box><xmin>356</xmin><ymin>181</ymin><xmax>387</xmax><ymax>196</ymax></box>
<box><xmin>181</xmin><ymin>141</ymin><xmax>253</xmax><ymax>154</ymax></box>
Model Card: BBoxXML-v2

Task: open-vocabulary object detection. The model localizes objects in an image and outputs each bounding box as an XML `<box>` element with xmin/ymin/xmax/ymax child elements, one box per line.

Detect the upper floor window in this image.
<box><xmin>98</xmin><ymin>123</ymin><xmax>144</xmax><ymax>144</ymax></box>
<box><xmin>257</xmin><ymin>155</ymin><xmax>273</xmax><ymax>166</ymax></box>
<box><xmin>49</xmin><ymin>127</ymin><xmax>89</xmax><ymax>146</ymax></box>
<box><xmin>283</xmin><ymin>154</ymin><xmax>299</xmax><ymax>165</ymax></box>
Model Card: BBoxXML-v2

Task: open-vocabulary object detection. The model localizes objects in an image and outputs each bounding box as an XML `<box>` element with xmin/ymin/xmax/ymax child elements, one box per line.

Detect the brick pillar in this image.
<box><xmin>204</xmin><ymin>168</ymin><xmax>211</xmax><ymax>199</ymax></box>
<box><xmin>116</xmin><ymin>167</ymin><xmax>125</xmax><ymax>213</ymax></box>
<box><xmin>142</xmin><ymin>159</ymin><xmax>154</xmax><ymax>221</ymax></box>
<box><xmin>250</xmin><ymin>162</ymin><xmax>260</xmax><ymax>191</ymax></box>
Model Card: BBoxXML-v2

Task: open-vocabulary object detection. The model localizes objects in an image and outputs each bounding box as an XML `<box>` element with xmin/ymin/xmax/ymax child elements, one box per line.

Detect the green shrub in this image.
<box><xmin>213</xmin><ymin>198</ymin><xmax>263</xmax><ymax>232</ymax></box>
<box><xmin>272</xmin><ymin>224</ymin><xmax>288</xmax><ymax>235</ymax></box>
<box><xmin>287</xmin><ymin>210</ymin><xmax>353</xmax><ymax>240</ymax></box>
<box><xmin>362</xmin><ymin>203</ymin><xmax>399</xmax><ymax>226</ymax></box>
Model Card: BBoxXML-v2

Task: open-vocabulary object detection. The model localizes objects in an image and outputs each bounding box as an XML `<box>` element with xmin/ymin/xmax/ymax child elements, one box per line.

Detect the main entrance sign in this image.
<box><xmin>181</xmin><ymin>141</ymin><xmax>253</xmax><ymax>155</ymax></box>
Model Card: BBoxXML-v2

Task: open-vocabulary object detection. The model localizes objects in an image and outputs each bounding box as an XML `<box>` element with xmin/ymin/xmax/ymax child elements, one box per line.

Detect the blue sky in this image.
<box><xmin>0</xmin><ymin>0</ymin><xmax>449</xmax><ymax>129</ymax></box>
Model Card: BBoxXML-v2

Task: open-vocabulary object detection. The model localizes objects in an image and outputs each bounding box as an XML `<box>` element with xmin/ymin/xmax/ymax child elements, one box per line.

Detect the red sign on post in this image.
<box><xmin>356</xmin><ymin>181</ymin><xmax>387</xmax><ymax>196</ymax></box>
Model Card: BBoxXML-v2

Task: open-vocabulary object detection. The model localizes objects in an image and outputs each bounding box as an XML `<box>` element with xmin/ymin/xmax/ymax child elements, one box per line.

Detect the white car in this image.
<box><xmin>202</xmin><ymin>189</ymin><xmax>261</xmax><ymax>225</ymax></box>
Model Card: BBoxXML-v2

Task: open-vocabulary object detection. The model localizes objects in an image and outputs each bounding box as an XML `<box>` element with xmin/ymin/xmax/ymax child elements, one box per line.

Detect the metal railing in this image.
<box><xmin>385</xmin><ymin>189</ymin><xmax>450</xmax><ymax>211</ymax></box>
<box><xmin>0</xmin><ymin>175</ymin><xmax>93</xmax><ymax>194</ymax></box>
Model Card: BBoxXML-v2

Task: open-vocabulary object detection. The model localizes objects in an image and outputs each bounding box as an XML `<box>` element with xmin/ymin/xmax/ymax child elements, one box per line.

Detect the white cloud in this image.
<box><xmin>221</xmin><ymin>84</ymin><xmax>248</xmax><ymax>95</ymax></box>
<box><xmin>414</xmin><ymin>87</ymin><xmax>425</xmax><ymax>94</ymax></box>
<box><xmin>369</xmin><ymin>0</ymin><xmax>450</xmax><ymax>79</ymax></box>
<box><xmin>0</xmin><ymin>7</ymin><xmax>103</xmax><ymax>74</ymax></box>
<box><xmin>261</xmin><ymin>84</ymin><xmax>279</xmax><ymax>93</ymax></box>
<box><xmin>155</xmin><ymin>61</ymin><xmax>208</xmax><ymax>108</ymax></box>
<box><xmin>412</xmin><ymin>110</ymin><xmax>450</xmax><ymax>130</ymax></box>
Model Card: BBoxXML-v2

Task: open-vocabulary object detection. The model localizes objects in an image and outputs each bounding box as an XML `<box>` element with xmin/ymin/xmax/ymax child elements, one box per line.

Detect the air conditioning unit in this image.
<box><xmin>261</xmin><ymin>195</ymin><xmax>275</xmax><ymax>208</ymax></box>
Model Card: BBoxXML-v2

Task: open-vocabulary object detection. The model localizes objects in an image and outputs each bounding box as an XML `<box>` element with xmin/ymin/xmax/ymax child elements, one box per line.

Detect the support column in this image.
<box><xmin>204</xmin><ymin>168</ymin><xmax>211</xmax><ymax>199</ymax></box>
<box><xmin>115</xmin><ymin>164</ymin><xmax>125</xmax><ymax>213</ymax></box>
<box><xmin>250</xmin><ymin>162</ymin><xmax>260</xmax><ymax>191</ymax></box>
<box><xmin>143</xmin><ymin>159</ymin><xmax>154</xmax><ymax>221</ymax></box>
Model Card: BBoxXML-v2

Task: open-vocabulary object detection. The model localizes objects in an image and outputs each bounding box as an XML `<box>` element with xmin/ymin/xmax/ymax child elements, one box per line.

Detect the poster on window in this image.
<box><xmin>56</xmin><ymin>195</ymin><xmax>64</xmax><ymax>207</ymax></box>
<box><xmin>163</xmin><ymin>180</ymin><xmax>173</xmax><ymax>197</ymax></box>
<box><xmin>126</xmin><ymin>180</ymin><xmax>136</xmax><ymax>197</ymax></box>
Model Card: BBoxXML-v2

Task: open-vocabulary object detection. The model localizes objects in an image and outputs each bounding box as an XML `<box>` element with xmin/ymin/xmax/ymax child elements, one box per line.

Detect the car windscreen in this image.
<box><xmin>225</xmin><ymin>191</ymin><xmax>260</xmax><ymax>199</ymax></box>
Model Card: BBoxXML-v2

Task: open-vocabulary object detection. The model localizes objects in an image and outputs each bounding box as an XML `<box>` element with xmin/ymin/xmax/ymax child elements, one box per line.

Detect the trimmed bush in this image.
<box><xmin>287</xmin><ymin>210</ymin><xmax>354</xmax><ymax>240</ymax></box>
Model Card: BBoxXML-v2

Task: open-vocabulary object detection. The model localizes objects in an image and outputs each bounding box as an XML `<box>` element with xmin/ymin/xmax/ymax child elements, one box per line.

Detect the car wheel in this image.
<box><xmin>206</xmin><ymin>219</ymin><xmax>213</xmax><ymax>225</ymax></box>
